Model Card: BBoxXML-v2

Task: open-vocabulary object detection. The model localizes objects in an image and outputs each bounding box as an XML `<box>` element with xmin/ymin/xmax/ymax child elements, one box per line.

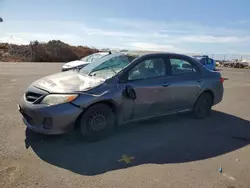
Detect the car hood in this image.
<box><xmin>63</xmin><ymin>60</ymin><xmax>89</xmax><ymax>68</ymax></box>
<box><xmin>32</xmin><ymin>71</ymin><xmax>105</xmax><ymax>93</ymax></box>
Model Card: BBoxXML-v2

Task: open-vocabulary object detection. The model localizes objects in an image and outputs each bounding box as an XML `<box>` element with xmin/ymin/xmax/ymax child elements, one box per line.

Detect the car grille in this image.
<box><xmin>25</xmin><ymin>92</ymin><xmax>43</xmax><ymax>102</ymax></box>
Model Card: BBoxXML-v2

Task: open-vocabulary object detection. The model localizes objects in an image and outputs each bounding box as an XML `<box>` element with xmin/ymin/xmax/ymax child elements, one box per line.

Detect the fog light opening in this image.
<box><xmin>42</xmin><ymin>117</ymin><xmax>53</xmax><ymax>129</ymax></box>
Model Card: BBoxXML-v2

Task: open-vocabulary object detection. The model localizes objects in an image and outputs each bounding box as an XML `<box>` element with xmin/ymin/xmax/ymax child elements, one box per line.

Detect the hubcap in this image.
<box><xmin>88</xmin><ymin>112</ymin><xmax>107</xmax><ymax>131</ymax></box>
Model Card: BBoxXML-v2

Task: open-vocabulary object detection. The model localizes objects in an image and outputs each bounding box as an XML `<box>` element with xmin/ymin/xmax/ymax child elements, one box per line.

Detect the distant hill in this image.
<box><xmin>0</xmin><ymin>40</ymin><xmax>99</xmax><ymax>62</ymax></box>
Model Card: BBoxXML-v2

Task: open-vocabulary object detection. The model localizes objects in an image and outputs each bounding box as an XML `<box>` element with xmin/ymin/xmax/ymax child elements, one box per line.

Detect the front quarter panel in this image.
<box><xmin>71</xmin><ymin>82</ymin><xmax>122</xmax><ymax>110</ymax></box>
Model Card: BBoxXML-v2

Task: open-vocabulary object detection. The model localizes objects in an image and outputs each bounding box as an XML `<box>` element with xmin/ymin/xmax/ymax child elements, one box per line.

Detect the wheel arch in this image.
<box><xmin>74</xmin><ymin>99</ymin><xmax>119</xmax><ymax>129</ymax></box>
<box><xmin>197</xmin><ymin>89</ymin><xmax>215</xmax><ymax>104</ymax></box>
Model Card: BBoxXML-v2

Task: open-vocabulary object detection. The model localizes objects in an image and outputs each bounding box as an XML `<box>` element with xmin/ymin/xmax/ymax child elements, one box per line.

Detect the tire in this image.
<box><xmin>192</xmin><ymin>92</ymin><xmax>213</xmax><ymax>119</ymax></box>
<box><xmin>80</xmin><ymin>104</ymin><xmax>115</xmax><ymax>142</ymax></box>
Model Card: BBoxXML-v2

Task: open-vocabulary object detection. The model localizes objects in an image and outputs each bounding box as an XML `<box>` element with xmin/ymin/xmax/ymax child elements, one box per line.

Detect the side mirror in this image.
<box><xmin>122</xmin><ymin>85</ymin><xmax>136</xmax><ymax>100</ymax></box>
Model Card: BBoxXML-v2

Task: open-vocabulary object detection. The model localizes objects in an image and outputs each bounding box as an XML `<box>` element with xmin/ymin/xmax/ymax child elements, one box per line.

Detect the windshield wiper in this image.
<box><xmin>108</xmin><ymin>65</ymin><xmax>117</xmax><ymax>74</ymax></box>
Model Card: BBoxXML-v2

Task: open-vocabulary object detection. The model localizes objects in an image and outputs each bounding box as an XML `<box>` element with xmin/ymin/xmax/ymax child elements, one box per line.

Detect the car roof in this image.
<box><xmin>193</xmin><ymin>55</ymin><xmax>209</xmax><ymax>58</ymax></box>
<box><xmin>137</xmin><ymin>52</ymin><xmax>193</xmax><ymax>59</ymax></box>
<box><xmin>97</xmin><ymin>51</ymin><xmax>196</xmax><ymax>60</ymax></box>
<box><xmin>95</xmin><ymin>52</ymin><xmax>110</xmax><ymax>55</ymax></box>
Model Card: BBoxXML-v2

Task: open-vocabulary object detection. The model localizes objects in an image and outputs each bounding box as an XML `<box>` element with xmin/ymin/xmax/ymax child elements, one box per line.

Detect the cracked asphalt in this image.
<box><xmin>0</xmin><ymin>62</ymin><xmax>250</xmax><ymax>188</ymax></box>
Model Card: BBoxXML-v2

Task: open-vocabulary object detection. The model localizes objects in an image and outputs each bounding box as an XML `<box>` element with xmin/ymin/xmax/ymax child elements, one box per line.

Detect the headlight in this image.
<box><xmin>40</xmin><ymin>94</ymin><xmax>78</xmax><ymax>106</ymax></box>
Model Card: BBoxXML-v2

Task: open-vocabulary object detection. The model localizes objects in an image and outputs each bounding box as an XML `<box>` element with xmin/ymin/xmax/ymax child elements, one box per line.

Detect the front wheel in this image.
<box><xmin>80</xmin><ymin>104</ymin><xmax>115</xmax><ymax>142</ymax></box>
<box><xmin>192</xmin><ymin>93</ymin><xmax>213</xmax><ymax>119</ymax></box>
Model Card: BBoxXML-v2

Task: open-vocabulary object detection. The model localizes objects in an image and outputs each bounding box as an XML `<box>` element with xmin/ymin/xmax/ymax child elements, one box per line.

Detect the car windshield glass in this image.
<box><xmin>79</xmin><ymin>53</ymin><xmax>130</xmax><ymax>78</ymax></box>
<box><xmin>80</xmin><ymin>53</ymin><xmax>107</xmax><ymax>62</ymax></box>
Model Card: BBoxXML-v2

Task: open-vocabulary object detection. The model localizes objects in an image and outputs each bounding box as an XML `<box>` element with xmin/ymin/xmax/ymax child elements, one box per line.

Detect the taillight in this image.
<box><xmin>220</xmin><ymin>77</ymin><xmax>224</xmax><ymax>83</ymax></box>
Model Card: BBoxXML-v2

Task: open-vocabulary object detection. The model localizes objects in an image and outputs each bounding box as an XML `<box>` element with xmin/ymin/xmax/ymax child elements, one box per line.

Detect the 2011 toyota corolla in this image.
<box><xmin>19</xmin><ymin>52</ymin><xmax>224</xmax><ymax>142</ymax></box>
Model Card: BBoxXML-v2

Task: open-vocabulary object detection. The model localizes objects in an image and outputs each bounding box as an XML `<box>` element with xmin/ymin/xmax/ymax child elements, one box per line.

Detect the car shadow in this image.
<box><xmin>25</xmin><ymin>110</ymin><xmax>250</xmax><ymax>176</ymax></box>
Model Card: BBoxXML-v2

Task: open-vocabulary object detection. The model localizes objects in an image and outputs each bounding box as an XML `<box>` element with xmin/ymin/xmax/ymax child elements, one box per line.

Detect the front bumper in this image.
<box><xmin>19</xmin><ymin>95</ymin><xmax>83</xmax><ymax>135</ymax></box>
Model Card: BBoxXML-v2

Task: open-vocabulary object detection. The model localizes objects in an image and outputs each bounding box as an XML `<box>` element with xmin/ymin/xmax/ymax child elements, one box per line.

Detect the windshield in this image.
<box><xmin>80</xmin><ymin>53</ymin><xmax>108</xmax><ymax>62</ymax></box>
<box><xmin>79</xmin><ymin>53</ymin><xmax>131</xmax><ymax>79</ymax></box>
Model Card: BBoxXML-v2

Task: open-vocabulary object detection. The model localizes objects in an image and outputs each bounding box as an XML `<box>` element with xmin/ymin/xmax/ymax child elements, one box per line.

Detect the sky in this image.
<box><xmin>0</xmin><ymin>0</ymin><xmax>250</xmax><ymax>55</ymax></box>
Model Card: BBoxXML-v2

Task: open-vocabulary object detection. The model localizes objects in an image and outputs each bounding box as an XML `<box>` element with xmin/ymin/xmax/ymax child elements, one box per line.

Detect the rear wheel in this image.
<box><xmin>80</xmin><ymin>104</ymin><xmax>115</xmax><ymax>142</ymax></box>
<box><xmin>193</xmin><ymin>92</ymin><xmax>213</xmax><ymax>119</ymax></box>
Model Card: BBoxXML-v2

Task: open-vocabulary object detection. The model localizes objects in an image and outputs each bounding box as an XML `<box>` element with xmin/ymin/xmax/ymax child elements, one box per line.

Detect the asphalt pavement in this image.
<box><xmin>0</xmin><ymin>62</ymin><xmax>250</xmax><ymax>188</ymax></box>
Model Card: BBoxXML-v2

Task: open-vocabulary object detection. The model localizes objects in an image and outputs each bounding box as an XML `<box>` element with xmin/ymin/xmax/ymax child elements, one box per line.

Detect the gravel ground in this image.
<box><xmin>0</xmin><ymin>62</ymin><xmax>250</xmax><ymax>188</ymax></box>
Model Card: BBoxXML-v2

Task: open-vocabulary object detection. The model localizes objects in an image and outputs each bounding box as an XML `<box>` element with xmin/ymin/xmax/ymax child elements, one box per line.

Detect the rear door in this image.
<box><xmin>166</xmin><ymin>55</ymin><xmax>203</xmax><ymax>111</ymax></box>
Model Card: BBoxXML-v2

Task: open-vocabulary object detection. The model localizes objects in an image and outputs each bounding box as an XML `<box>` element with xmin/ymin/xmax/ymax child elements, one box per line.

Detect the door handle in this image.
<box><xmin>197</xmin><ymin>79</ymin><xmax>203</xmax><ymax>83</ymax></box>
<box><xmin>162</xmin><ymin>83</ymin><xmax>170</xmax><ymax>87</ymax></box>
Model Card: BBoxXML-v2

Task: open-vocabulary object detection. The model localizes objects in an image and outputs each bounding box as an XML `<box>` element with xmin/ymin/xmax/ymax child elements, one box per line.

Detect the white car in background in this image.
<box><xmin>62</xmin><ymin>52</ymin><xmax>111</xmax><ymax>71</ymax></box>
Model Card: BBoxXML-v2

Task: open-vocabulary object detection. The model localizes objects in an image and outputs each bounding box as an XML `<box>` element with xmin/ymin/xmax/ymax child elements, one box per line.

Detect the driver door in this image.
<box><xmin>120</xmin><ymin>55</ymin><xmax>172</xmax><ymax>121</ymax></box>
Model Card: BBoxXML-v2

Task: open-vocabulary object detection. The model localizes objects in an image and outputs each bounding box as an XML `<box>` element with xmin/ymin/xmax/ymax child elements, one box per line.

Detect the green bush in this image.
<box><xmin>0</xmin><ymin>40</ymin><xmax>99</xmax><ymax>62</ymax></box>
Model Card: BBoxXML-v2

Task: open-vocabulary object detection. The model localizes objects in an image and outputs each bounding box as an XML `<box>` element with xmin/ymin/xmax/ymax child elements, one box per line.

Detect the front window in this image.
<box><xmin>128</xmin><ymin>58</ymin><xmax>166</xmax><ymax>80</ymax></box>
<box><xmin>79</xmin><ymin>54</ymin><xmax>130</xmax><ymax>79</ymax></box>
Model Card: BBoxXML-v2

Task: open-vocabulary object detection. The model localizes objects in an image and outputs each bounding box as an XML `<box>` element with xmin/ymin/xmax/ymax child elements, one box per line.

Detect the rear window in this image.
<box><xmin>170</xmin><ymin>58</ymin><xmax>197</xmax><ymax>75</ymax></box>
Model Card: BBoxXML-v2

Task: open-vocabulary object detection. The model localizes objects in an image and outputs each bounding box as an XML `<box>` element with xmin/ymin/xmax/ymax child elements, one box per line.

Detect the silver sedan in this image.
<box><xmin>19</xmin><ymin>52</ymin><xmax>224</xmax><ymax>142</ymax></box>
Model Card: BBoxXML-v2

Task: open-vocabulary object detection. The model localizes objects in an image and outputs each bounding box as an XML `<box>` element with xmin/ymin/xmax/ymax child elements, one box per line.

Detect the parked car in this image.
<box><xmin>19</xmin><ymin>52</ymin><xmax>224</xmax><ymax>142</ymax></box>
<box><xmin>192</xmin><ymin>55</ymin><xmax>216</xmax><ymax>71</ymax></box>
<box><xmin>61</xmin><ymin>51</ymin><xmax>111</xmax><ymax>71</ymax></box>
